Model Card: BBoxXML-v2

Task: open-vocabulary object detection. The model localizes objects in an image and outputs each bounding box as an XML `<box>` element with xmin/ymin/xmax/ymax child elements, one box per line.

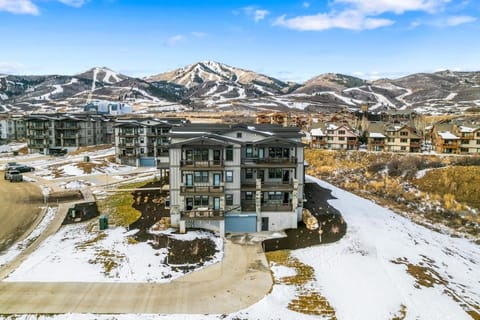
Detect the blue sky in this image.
<box><xmin>0</xmin><ymin>0</ymin><xmax>479</xmax><ymax>82</ymax></box>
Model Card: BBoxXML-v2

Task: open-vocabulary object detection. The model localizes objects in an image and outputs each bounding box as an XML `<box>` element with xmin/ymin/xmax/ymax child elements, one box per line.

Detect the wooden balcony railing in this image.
<box><xmin>181</xmin><ymin>209</ymin><xmax>224</xmax><ymax>219</ymax></box>
<box><xmin>180</xmin><ymin>160</ymin><xmax>224</xmax><ymax>168</ymax></box>
<box><xmin>180</xmin><ymin>186</ymin><xmax>224</xmax><ymax>194</ymax></box>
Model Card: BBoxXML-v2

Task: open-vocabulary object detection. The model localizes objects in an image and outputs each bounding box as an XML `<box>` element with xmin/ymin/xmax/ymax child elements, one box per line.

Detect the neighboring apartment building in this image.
<box><xmin>0</xmin><ymin>114</ymin><xmax>27</xmax><ymax>141</ymax></box>
<box><xmin>431</xmin><ymin>123</ymin><xmax>480</xmax><ymax>154</ymax></box>
<box><xmin>25</xmin><ymin>113</ymin><xmax>114</xmax><ymax>154</ymax></box>
<box><xmin>114</xmin><ymin>118</ymin><xmax>187</xmax><ymax>168</ymax></box>
<box><xmin>168</xmin><ymin>123</ymin><xmax>305</xmax><ymax>235</ymax></box>
<box><xmin>310</xmin><ymin>123</ymin><xmax>359</xmax><ymax>150</ymax></box>
<box><xmin>367</xmin><ymin>122</ymin><xmax>422</xmax><ymax>152</ymax></box>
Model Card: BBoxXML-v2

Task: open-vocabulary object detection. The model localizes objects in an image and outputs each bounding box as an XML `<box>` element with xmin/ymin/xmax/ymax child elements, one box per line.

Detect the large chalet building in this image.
<box><xmin>167</xmin><ymin>123</ymin><xmax>305</xmax><ymax>235</ymax></box>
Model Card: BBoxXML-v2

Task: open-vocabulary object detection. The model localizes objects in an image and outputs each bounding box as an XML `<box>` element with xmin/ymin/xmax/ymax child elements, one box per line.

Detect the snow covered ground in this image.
<box><xmin>2</xmin><ymin>177</ymin><xmax>479</xmax><ymax>319</ymax></box>
<box><xmin>5</xmin><ymin>226</ymin><xmax>223</xmax><ymax>283</ymax></box>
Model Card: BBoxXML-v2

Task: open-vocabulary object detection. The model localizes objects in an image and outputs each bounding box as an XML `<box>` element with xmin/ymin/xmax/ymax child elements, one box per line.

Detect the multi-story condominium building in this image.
<box><xmin>367</xmin><ymin>122</ymin><xmax>422</xmax><ymax>152</ymax></box>
<box><xmin>114</xmin><ymin>118</ymin><xmax>187</xmax><ymax>168</ymax></box>
<box><xmin>458</xmin><ymin>125</ymin><xmax>480</xmax><ymax>154</ymax></box>
<box><xmin>168</xmin><ymin>123</ymin><xmax>305</xmax><ymax>235</ymax></box>
<box><xmin>0</xmin><ymin>114</ymin><xmax>27</xmax><ymax>141</ymax></box>
<box><xmin>431</xmin><ymin>123</ymin><xmax>480</xmax><ymax>154</ymax></box>
<box><xmin>310</xmin><ymin>123</ymin><xmax>359</xmax><ymax>150</ymax></box>
<box><xmin>25</xmin><ymin>113</ymin><xmax>114</xmax><ymax>154</ymax></box>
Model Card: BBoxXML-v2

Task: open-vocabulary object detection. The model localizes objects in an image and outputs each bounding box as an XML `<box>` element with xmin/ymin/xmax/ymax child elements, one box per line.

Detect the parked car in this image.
<box><xmin>4</xmin><ymin>163</ymin><xmax>35</xmax><ymax>172</ymax></box>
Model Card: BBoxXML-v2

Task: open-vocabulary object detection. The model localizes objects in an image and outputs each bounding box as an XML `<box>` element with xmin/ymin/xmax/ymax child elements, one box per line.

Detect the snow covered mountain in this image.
<box><xmin>0</xmin><ymin>68</ymin><xmax>183</xmax><ymax>113</ymax></box>
<box><xmin>1</xmin><ymin>63</ymin><xmax>479</xmax><ymax>114</ymax></box>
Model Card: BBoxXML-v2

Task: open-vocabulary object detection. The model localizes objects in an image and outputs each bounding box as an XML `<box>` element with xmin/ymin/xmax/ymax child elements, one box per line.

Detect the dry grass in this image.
<box><xmin>69</xmin><ymin>144</ymin><xmax>112</xmax><ymax>156</ymax></box>
<box><xmin>267</xmin><ymin>250</ymin><xmax>336</xmax><ymax>318</ymax></box>
<box><xmin>97</xmin><ymin>180</ymin><xmax>152</xmax><ymax>227</ymax></box>
<box><xmin>391</xmin><ymin>305</ymin><xmax>407</xmax><ymax>320</ymax></box>
<box><xmin>305</xmin><ymin>149</ymin><xmax>480</xmax><ymax>239</ymax></box>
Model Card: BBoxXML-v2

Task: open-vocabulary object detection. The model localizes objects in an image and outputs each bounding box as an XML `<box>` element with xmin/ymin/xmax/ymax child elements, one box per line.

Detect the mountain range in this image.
<box><xmin>1</xmin><ymin>61</ymin><xmax>480</xmax><ymax>114</ymax></box>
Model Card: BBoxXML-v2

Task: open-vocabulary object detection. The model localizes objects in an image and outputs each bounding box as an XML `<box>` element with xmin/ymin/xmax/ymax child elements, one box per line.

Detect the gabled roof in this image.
<box><xmin>438</xmin><ymin>131</ymin><xmax>459</xmax><ymax>140</ymax></box>
<box><xmin>253</xmin><ymin>136</ymin><xmax>305</xmax><ymax>147</ymax></box>
<box><xmin>168</xmin><ymin>135</ymin><xmax>243</xmax><ymax>148</ymax></box>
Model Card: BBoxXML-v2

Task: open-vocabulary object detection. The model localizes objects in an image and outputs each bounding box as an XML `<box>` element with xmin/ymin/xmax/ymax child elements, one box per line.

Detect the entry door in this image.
<box><xmin>186</xmin><ymin>198</ymin><xmax>193</xmax><ymax>210</ymax></box>
<box><xmin>282</xmin><ymin>170</ymin><xmax>290</xmax><ymax>184</ymax></box>
<box><xmin>258</xmin><ymin>148</ymin><xmax>264</xmax><ymax>160</ymax></box>
<box><xmin>213</xmin><ymin>197</ymin><xmax>221</xmax><ymax>210</ymax></box>
<box><xmin>185</xmin><ymin>174</ymin><xmax>193</xmax><ymax>186</ymax></box>
<box><xmin>213</xmin><ymin>150</ymin><xmax>221</xmax><ymax>164</ymax></box>
<box><xmin>213</xmin><ymin>173</ymin><xmax>221</xmax><ymax>187</ymax></box>
<box><xmin>261</xmin><ymin>217</ymin><xmax>269</xmax><ymax>231</ymax></box>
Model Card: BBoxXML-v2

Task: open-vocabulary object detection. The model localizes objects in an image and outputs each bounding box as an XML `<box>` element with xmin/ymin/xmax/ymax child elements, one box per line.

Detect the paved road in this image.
<box><xmin>0</xmin><ymin>172</ymin><xmax>44</xmax><ymax>252</ymax></box>
<box><xmin>0</xmin><ymin>241</ymin><xmax>272</xmax><ymax>314</ymax></box>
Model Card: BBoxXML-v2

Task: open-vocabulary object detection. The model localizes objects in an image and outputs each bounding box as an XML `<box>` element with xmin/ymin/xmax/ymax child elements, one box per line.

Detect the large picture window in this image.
<box><xmin>268</xmin><ymin>168</ymin><xmax>282</xmax><ymax>179</ymax></box>
<box><xmin>194</xmin><ymin>171</ymin><xmax>209</xmax><ymax>183</ymax></box>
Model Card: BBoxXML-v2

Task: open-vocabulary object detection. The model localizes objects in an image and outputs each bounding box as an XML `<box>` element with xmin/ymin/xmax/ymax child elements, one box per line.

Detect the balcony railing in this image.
<box><xmin>180</xmin><ymin>186</ymin><xmax>224</xmax><ymax>194</ymax></box>
<box><xmin>181</xmin><ymin>209</ymin><xmax>224</xmax><ymax>219</ymax></box>
<box><xmin>241</xmin><ymin>180</ymin><xmax>294</xmax><ymax>191</ymax></box>
<box><xmin>180</xmin><ymin>160</ymin><xmax>224</xmax><ymax>168</ymax></box>
<box><xmin>118</xmin><ymin>142</ymin><xmax>138</xmax><ymax>147</ymax></box>
<box><xmin>242</xmin><ymin>157</ymin><xmax>297</xmax><ymax>165</ymax></box>
<box><xmin>241</xmin><ymin>200</ymin><xmax>293</xmax><ymax>212</ymax></box>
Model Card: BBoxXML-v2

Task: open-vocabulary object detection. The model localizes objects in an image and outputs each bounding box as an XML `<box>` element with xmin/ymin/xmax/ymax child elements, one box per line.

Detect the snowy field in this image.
<box><xmin>2</xmin><ymin>177</ymin><xmax>479</xmax><ymax>319</ymax></box>
<box><xmin>5</xmin><ymin>225</ymin><xmax>223</xmax><ymax>283</ymax></box>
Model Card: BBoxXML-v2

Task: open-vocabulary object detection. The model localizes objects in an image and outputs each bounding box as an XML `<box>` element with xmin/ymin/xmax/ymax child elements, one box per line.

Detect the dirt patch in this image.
<box><xmin>263</xmin><ymin>182</ymin><xmax>346</xmax><ymax>252</ymax></box>
<box><xmin>126</xmin><ymin>181</ymin><xmax>220</xmax><ymax>270</ymax></box>
<box><xmin>129</xmin><ymin>181</ymin><xmax>170</xmax><ymax>242</ymax></box>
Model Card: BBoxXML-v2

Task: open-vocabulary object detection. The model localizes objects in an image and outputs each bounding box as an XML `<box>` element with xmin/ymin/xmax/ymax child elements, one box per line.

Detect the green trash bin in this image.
<box><xmin>12</xmin><ymin>151</ymin><xmax>18</xmax><ymax>156</ymax></box>
<box><xmin>99</xmin><ymin>215</ymin><xmax>109</xmax><ymax>230</ymax></box>
<box><xmin>84</xmin><ymin>156</ymin><xmax>90</xmax><ymax>162</ymax></box>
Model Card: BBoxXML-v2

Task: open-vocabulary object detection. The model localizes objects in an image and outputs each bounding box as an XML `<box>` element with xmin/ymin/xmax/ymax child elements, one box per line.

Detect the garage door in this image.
<box><xmin>225</xmin><ymin>213</ymin><xmax>257</xmax><ymax>233</ymax></box>
<box><xmin>139</xmin><ymin>157</ymin><xmax>155</xmax><ymax>167</ymax></box>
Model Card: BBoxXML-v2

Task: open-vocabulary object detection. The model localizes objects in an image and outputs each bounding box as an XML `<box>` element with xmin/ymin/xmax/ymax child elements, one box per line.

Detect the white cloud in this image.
<box><xmin>303</xmin><ymin>2</ymin><xmax>310</xmax><ymax>8</ymax></box>
<box><xmin>0</xmin><ymin>62</ymin><xmax>27</xmax><ymax>74</ymax></box>
<box><xmin>274</xmin><ymin>10</ymin><xmax>394</xmax><ymax>31</ymax></box>
<box><xmin>57</xmin><ymin>0</ymin><xmax>88</xmax><ymax>8</ymax></box>
<box><xmin>254</xmin><ymin>9</ymin><xmax>269</xmax><ymax>22</ymax></box>
<box><xmin>165</xmin><ymin>35</ymin><xmax>185</xmax><ymax>47</ymax></box>
<box><xmin>241</xmin><ymin>6</ymin><xmax>270</xmax><ymax>22</ymax></box>
<box><xmin>0</xmin><ymin>0</ymin><xmax>88</xmax><ymax>15</ymax></box>
<box><xmin>0</xmin><ymin>0</ymin><xmax>39</xmax><ymax>15</ymax></box>
<box><xmin>274</xmin><ymin>0</ymin><xmax>455</xmax><ymax>31</ymax></box>
<box><xmin>446</xmin><ymin>15</ymin><xmax>476</xmax><ymax>26</ymax></box>
<box><xmin>334</xmin><ymin>0</ymin><xmax>450</xmax><ymax>15</ymax></box>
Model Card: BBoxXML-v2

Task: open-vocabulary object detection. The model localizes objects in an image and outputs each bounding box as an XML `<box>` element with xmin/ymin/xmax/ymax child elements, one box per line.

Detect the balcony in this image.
<box><xmin>241</xmin><ymin>180</ymin><xmax>294</xmax><ymax>191</ymax></box>
<box><xmin>118</xmin><ymin>142</ymin><xmax>138</xmax><ymax>147</ymax></box>
<box><xmin>242</xmin><ymin>157</ymin><xmax>297</xmax><ymax>167</ymax></box>
<box><xmin>118</xmin><ymin>131</ymin><xmax>137</xmax><ymax>137</ymax></box>
<box><xmin>55</xmin><ymin>125</ymin><xmax>79</xmax><ymax>130</ymax></box>
<box><xmin>180</xmin><ymin>159</ymin><xmax>224</xmax><ymax>169</ymax></box>
<box><xmin>180</xmin><ymin>185</ymin><xmax>224</xmax><ymax>194</ymax></box>
<box><xmin>241</xmin><ymin>200</ymin><xmax>293</xmax><ymax>212</ymax></box>
<box><xmin>181</xmin><ymin>209</ymin><xmax>224</xmax><ymax>220</ymax></box>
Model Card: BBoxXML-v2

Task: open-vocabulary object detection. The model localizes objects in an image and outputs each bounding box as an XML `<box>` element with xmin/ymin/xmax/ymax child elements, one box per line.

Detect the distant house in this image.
<box><xmin>310</xmin><ymin>123</ymin><xmax>359</xmax><ymax>150</ymax></box>
<box><xmin>431</xmin><ymin>123</ymin><xmax>480</xmax><ymax>154</ymax></box>
<box><xmin>367</xmin><ymin>122</ymin><xmax>422</xmax><ymax>153</ymax></box>
<box><xmin>84</xmin><ymin>100</ymin><xmax>133</xmax><ymax>116</ymax></box>
<box><xmin>168</xmin><ymin>123</ymin><xmax>305</xmax><ymax>235</ymax></box>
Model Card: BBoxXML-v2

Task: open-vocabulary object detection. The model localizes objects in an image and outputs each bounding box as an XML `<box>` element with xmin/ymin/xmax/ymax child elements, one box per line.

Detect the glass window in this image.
<box><xmin>225</xmin><ymin>170</ymin><xmax>233</xmax><ymax>182</ymax></box>
<box><xmin>245</xmin><ymin>168</ymin><xmax>254</xmax><ymax>179</ymax></box>
<box><xmin>226</xmin><ymin>147</ymin><xmax>233</xmax><ymax>161</ymax></box>
<box><xmin>268</xmin><ymin>168</ymin><xmax>282</xmax><ymax>179</ymax></box>
<box><xmin>400</xmin><ymin>131</ymin><xmax>408</xmax><ymax>136</ymax></box>
<box><xmin>226</xmin><ymin>194</ymin><xmax>233</xmax><ymax>206</ymax></box>
<box><xmin>237</xmin><ymin>132</ymin><xmax>242</xmax><ymax>138</ymax></box>
<box><xmin>246</xmin><ymin>145</ymin><xmax>253</xmax><ymax>157</ymax></box>
<box><xmin>194</xmin><ymin>196</ymin><xmax>209</xmax><ymax>207</ymax></box>
<box><xmin>194</xmin><ymin>171</ymin><xmax>209</xmax><ymax>183</ymax></box>
<box><xmin>400</xmin><ymin>138</ymin><xmax>408</xmax><ymax>143</ymax></box>
<box><xmin>245</xmin><ymin>192</ymin><xmax>253</xmax><ymax>200</ymax></box>
<box><xmin>338</xmin><ymin>130</ymin><xmax>346</xmax><ymax>135</ymax></box>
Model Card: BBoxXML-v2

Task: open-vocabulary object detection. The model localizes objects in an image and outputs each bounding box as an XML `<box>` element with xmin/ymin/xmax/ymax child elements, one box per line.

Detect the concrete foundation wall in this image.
<box><xmin>261</xmin><ymin>211</ymin><xmax>297</xmax><ymax>231</ymax></box>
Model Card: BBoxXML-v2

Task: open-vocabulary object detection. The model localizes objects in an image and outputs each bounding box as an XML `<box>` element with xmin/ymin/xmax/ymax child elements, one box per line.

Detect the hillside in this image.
<box><xmin>305</xmin><ymin>149</ymin><xmax>480</xmax><ymax>240</ymax></box>
<box><xmin>1</xmin><ymin>63</ymin><xmax>480</xmax><ymax>114</ymax></box>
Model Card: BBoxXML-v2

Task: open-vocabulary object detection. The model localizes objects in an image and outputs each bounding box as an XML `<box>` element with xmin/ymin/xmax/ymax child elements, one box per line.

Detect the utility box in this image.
<box><xmin>99</xmin><ymin>215</ymin><xmax>109</xmax><ymax>230</ymax></box>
